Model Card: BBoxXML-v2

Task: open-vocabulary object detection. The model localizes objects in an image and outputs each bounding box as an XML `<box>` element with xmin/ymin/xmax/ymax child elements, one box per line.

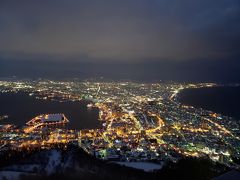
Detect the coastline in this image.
<box><xmin>176</xmin><ymin>85</ymin><xmax>240</xmax><ymax>120</ymax></box>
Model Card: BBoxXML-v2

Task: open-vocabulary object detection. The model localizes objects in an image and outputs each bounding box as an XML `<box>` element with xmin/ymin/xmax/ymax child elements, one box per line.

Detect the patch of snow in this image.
<box><xmin>115</xmin><ymin>161</ymin><xmax>163</xmax><ymax>172</ymax></box>
<box><xmin>45</xmin><ymin>150</ymin><xmax>62</xmax><ymax>175</ymax></box>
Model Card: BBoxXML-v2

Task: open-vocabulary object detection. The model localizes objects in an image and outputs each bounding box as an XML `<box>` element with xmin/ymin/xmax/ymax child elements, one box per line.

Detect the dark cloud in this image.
<box><xmin>0</xmin><ymin>0</ymin><xmax>240</xmax><ymax>61</ymax></box>
<box><xmin>0</xmin><ymin>57</ymin><xmax>240</xmax><ymax>83</ymax></box>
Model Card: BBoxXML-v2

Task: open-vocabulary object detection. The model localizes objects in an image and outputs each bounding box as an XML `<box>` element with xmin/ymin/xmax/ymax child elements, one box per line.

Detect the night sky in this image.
<box><xmin>0</xmin><ymin>0</ymin><xmax>240</xmax><ymax>82</ymax></box>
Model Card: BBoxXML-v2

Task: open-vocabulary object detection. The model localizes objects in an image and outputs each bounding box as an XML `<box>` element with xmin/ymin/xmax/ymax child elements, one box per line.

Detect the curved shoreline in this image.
<box><xmin>175</xmin><ymin>86</ymin><xmax>240</xmax><ymax>120</ymax></box>
<box><xmin>0</xmin><ymin>92</ymin><xmax>101</xmax><ymax>129</ymax></box>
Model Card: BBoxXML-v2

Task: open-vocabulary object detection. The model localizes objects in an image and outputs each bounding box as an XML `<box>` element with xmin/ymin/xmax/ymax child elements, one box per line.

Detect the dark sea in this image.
<box><xmin>0</xmin><ymin>92</ymin><xmax>101</xmax><ymax>129</ymax></box>
<box><xmin>178</xmin><ymin>86</ymin><xmax>240</xmax><ymax>120</ymax></box>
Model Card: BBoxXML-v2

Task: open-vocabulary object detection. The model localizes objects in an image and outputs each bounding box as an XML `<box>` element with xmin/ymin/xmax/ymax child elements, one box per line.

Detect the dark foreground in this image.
<box><xmin>0</xmin><ymin>144</ymin><xmax>231</xmax><ymax>180</ymax></box>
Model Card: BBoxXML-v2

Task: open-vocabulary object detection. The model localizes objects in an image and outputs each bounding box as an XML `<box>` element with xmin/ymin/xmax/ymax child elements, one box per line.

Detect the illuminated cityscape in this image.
<box><xmin>1</xmin><ymin>1</ymin><xmax>240</xmax><ymax>178</ymax></box>
<box><xmin>0</xmin><ymin>80</ymin><xmax>239</xmax><ymax>171</ymax></box>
